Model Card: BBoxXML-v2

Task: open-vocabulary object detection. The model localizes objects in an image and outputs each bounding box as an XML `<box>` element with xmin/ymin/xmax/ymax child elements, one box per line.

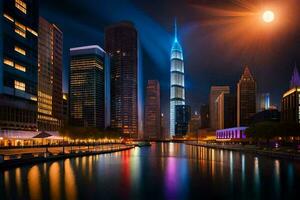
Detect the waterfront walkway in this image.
<box><xmin>186</xmin><ymin>142</ymin><xmax>300</xmax><ymax>160</ymax></box>
<box><xmin>0</xmin><ymin>144</ymin><xmax>134</xmax><ymax>169</ymax></box>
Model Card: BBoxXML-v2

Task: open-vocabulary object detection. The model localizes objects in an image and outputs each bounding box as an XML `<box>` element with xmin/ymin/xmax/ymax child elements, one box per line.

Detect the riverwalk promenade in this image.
<box><xmin>186</xmin><ymin>142</ymin><xmax>300</xmax><ymax>160</ymax></box>
<box><xmin>0</xmin><ymin>144</ymin><xmax>134</xmax><ymax>169</ymax></box>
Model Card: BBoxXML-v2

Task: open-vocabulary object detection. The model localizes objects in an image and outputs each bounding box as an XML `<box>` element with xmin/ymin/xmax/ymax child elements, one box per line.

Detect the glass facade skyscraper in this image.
<box><xmin>144</xmin><ymin>80</ymin><xmax>161</xmax><ymax>139</ymax></box>
<box><xmin>38</xmin><ymin>17</ymin><xmax>63</xmax><ymax>131</ymax></box>
<box><xmin>170</xmin><ymin>21</ymin><xmax>185</xmax><ymax>137</ymax></box>
<box><xmin>69</xmin><ymin>45</ymin><xmax>106</xmax><ymax>128</ymax></box>
<box><xmin>175</xmin><ymin>105</ymin><xmax>191</xmax><ymax>137</ymax></box>
<box><xmin>0</xmin><ymin>0</ymin><xmax>39</xmax><ymax>131</ymax></box>
<box><xmin>105</xmin><ymin>22</ymin><xmax>143</xmax><ymax>138</ymax></box>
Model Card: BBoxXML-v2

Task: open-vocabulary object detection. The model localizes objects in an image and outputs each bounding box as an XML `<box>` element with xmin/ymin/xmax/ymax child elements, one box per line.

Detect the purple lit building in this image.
<box><xmin>216</xmin><ymin>127</ymin><xmax>247</xmax><ymax>140</ymax></box>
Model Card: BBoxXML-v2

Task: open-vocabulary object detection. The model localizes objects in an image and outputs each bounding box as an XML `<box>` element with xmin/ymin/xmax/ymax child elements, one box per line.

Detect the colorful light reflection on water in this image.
<box><xmin>0</xmin><ymin>143</ymin><xmax>300</xmax><ymax>199</ymax></box>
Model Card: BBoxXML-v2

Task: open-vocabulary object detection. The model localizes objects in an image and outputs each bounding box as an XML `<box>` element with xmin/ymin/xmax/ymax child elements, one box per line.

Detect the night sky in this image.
<box><xmin>40</xmin><ymin>0</ymin><xmax>300</xmax><ymax>116</ymax></box>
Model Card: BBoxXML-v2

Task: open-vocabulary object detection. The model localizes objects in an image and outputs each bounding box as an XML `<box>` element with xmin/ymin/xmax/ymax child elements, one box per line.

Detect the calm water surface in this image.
<box><xmin>0</xmin><ymin>143</ymin><xmax>299</xmax><ymax>200</ymax></box>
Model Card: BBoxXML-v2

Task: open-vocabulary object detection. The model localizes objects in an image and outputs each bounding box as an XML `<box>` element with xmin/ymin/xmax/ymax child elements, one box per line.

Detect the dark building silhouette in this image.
<box><xmin>38</xmin><ymin>17</ymin><xmax>63</xmax><ymax>131</ymax></box>
<box><xmin>144</xmin><ymin>80</ymin><xmax>161</xmax><ymax>139</ymax></box>
<box><xmin>216</xmin><ymin>93</ymin><xmax>236</xmax><ymax>129</ymax></box>
<box><xmin>188</xmin><ymin>111</ymin><xmax>201</xmax><ymax>136</ymax></box>
<box><xmin>105</xmin><ymin>22</ymin><xmax>143</xmax><ymax>138</ymax></box>
<box><xmin>200</xmin><ymin>104</ymin><xmax>209</xmax><ymax>128</ymax></box>
<box><xmin>237</xmin><ymin>66</ymin><xmax>256</xmax><ymax>126</ymax></box>
<box><xmin>0</xmin><ymin>0</ymin><xmax>39</xmax><ymax>131</ymax></box>
<box><xmin>175</xmin><ymin>105</ymin><xmax>191</xmax><ymax>137</ymax></box>
<box><xmin>281</xmin><ymin>65</ymin><xmax>300</xmax><ymax>124</ymax></box>
<box><xmin>69</xmin><ymin>45</ymin><xmax>106</xmax><ymax>128</ymax></box>
<box><xmin>251</xmin><ymin>109</ymin><xmax>280</xmax><ymax>124</ymax></box>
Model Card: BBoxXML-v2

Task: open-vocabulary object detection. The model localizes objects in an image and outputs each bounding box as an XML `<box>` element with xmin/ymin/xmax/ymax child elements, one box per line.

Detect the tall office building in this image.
<box><xmin>170</xmin><ymin>20</ymin><xmax>185</xmax><ymax>137</ymax></box>
<box><xmin>281</xmin><ymin>65</ymin><xmax>300</xmax><ymax>124</ymax></box>
<box><xmin>105</xmin><ymin>22</ymin><xmax>143</xmax><ymax>138</ymax></box>
<box><xmin>37</xmin><ymin>17</ymin><xmax>63</xmax><ymax>131</ymax></box>
<box><xmin>257</xmin><ymin>93</ymin><xmax>270</xmax><ymax>112</ymax></box>
<box><xmin>144</xmin><ymin>80</ymin><xmax>161</xmax><ymax>139</ymax></box>
<box><xmin>237</xmin><ymin>66</ymin><xmax>256</xmax><ymax>126</ymax></box>
<box><xmin>69</xmin><ymin>45</ymin><xmax>106</xmax><ymax>128</ymax></box>
<box><xmin>200</xmin><ymin>104</ymin><xmax>209</xmax><ymax>129</ymax></box>
<box><xmin>0</xmin><ymin>0</ymin><xmax>39</xmax><ymax>131</ymax></box>
<box><xmin>216</xmin><ymin>93</ymin><xmax>236</xmax><ymax>129</ymax></box>
<box><xmin>175</xmin><ymin>105</ymin><xmax>191</xmax><ymax>137</ymax></box>
<box><xmin>209</xmin><ymin>86</ymin><xmax>230</xmax><ymax>130</ymax></box>
<box><xmin>188</xmin><ymin>111</ymin><xmax>201</xmax><ymax>136</ymax></box>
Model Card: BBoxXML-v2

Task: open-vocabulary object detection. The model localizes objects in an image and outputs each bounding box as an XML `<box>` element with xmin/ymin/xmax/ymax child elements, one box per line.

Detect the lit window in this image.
<box><xmin>15</xmin><ymin>22</ymin><xmax>26</xmax><ymax>30</ymax></box>
<box><xmin>15</xmin><ymin>28</ymin><xmax>26</xmax><ymax>38</ymax></box>
<box><xmin>15</xmin><ymin>21</ymin><xmax>26</xmax><ymax>38</ymax></box>
<box><xmin>26</xmin><ymin>27</ymin><xmax>38</xmax><ymax>36</ymax></box>
<box><xmin>15</xmin><ymin>63</ymin><xmax>26</xmax><ymax>72</ymax></box>
<box><xmin>15</xmin><ymin>0</ymin><xmax>27</xmax><ymax>14</ymax></box>
<box><xmin>14</xmin><ymin>80</ymin><xmax>25</xmax><ymax>91</ymax></box>
<box><xmin>3</xmin><ymin>13</ymin><xmax>14</xmax><ymax>22</ymax></box>
<box><xmin>14</xmin><ymin>46</ymin><xmax>26</xmax><ymax>55</ymax></box>
<box><xmin>3</xmin><ymin>59</ymin><xmax>14</xmax><ymax>67</ymax></box>
<box><xmin>30</xmin><ymin>96</ymin><xmax>37</xmax><ymax>101</ymax></box>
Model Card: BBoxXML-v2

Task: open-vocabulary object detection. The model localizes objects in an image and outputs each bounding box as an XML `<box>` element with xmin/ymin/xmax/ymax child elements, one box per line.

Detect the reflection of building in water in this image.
<box><xmin>28</xmin><ymin>166</ymin><xmax>42</xmax><ymax>200</ymax></box>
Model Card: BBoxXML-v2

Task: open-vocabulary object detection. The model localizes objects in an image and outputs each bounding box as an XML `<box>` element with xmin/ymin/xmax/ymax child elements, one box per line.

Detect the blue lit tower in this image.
<box><xmin>170</xmin><ymin>20</ymin><xmax>185</xmax><ymax>137</ymax></box>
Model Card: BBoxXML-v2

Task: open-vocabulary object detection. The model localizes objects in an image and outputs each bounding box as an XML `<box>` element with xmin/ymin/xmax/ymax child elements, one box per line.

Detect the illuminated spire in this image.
<box><xmin>290</xmin><ymin>63</ymin><xmax>300</xmax><ymax>88</ymax></box>
<box><xmin>174</xmin><ymin>18</ymin><xmax>178</xmax><ymax>42</ymax></box>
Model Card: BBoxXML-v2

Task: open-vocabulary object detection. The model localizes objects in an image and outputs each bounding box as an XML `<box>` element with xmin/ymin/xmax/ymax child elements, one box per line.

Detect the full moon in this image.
<box><xmin>262</xmin><ymin>10</ymin><xmax>275</xmax><ymax>23</ymax></box>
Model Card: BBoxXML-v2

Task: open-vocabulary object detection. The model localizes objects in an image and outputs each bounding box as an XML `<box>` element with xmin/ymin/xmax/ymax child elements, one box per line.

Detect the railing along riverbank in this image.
<box><xmin>0</xmin><ymin>144</ymin><xmax>134</xmax><ymax>169</ymax></box>
<box><xmin>186</xmin><ymin>141</ymin><xmax>300</xmax><ymax>161</ymax></box>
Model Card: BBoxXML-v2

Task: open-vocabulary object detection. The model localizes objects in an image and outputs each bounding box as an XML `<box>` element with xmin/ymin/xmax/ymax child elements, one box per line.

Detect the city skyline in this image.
<box><xmin>39</xmin><ymin>0</ymin><xmax>300</xmax><ymax>115</ymax></box>
<box><xmin>1</xmin><ymin>1</ymin><xmax>300</xmax><ymax>199</ymax></box>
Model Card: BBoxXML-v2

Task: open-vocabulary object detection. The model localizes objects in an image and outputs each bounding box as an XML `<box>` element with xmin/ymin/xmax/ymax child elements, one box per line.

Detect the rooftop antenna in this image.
<box><xmin>174</xmin><ymin>18</ymin><xmax>178</xmax><ymax>42</ymax></box>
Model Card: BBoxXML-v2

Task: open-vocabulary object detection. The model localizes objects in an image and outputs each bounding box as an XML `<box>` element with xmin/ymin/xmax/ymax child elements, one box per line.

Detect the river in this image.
<box><xmin>0</xmin><ymin>143</ymin><xmax>299</xmax><ymax>199</ymax></box>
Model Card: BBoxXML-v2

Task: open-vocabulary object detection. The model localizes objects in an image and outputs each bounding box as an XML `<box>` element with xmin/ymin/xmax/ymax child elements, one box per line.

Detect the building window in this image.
<box><xmin>15</xmin><ymin>63</ymin><xmax>26</xmax><ymax>72</ymax></box>
<box><xmin>3</xmin><ymin>13</ymin><xmax>14</xmax><ymax>22</ymax></box>
<box><xmin>15</xmin><ymin>46</ymin><xmax>26</xmax><ymax>56</ymax></box>
<box><xmin>15</xmin><ymin>0</ymin><xmax>27</xmax><ymax>14</ymax></box>
<box><xmin>14</xmin><ymin>80</ymin><xmax>25</xmax><ymax>91</ymax></box>
<box><xmin>3</xmin><ymin>59</ymin><xmax>14</xmax><ymax>67</ymax></box>
<box><xmin>3</xmin><ymin>58</ymin><xmax>26</xmax><ymax>72</ymax></box>
<box><xmin>26</xmin><ymin>27</ymin><xmax>38</xmax><ymax>37</ymax></box>
<box><xmin>15</xmin><ymin>22</ymin><xmax>26</xmax><ymax>38</ymax></box>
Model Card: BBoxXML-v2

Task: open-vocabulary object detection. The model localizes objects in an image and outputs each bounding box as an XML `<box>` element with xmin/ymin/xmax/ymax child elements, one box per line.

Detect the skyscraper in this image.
<box><xmin>188</xmin><ymin>111</ymin><xmax>201</xmax><ymax>136</ymax></box>
<box><xmin>237</xmin><ymin>66</ymin><xmax>256</xmax><ymax>126</ymax></box>
<box><xmin>175</xmin><ymin>105</ymin><xmax>191</xmax><ymax>137</ymax></box>
<box><xmin>38</xmin><ymin>17</ymin><xmax>63</xmax><ymax>131</ymax></box>
<box><xmin>200</xmin><ymin>104</ymin><xmax>209</xmax><ymax>129</ymax></box>
<box><xmin>170</xmin><ymin>20</ymin><xmax>185</xmax><ymax>137</ymax></box>
<box><xmin>216</xmin><ymin>92</ymin><xmax>236</xmax><ymax>129</ymax></box>
<box><xmin>69</xmin><ymin>45</ymin><xmax>106</xmax><ymax>128</ymax></box>
<box><xmin>209</xmin><ymin>86</ymin><xmax>230</xmax><ymax>130</ymax></box>
<box><xmin>281</xmin><ymin>65</ymin><xmax>300</xmax><ymax>124</ymax></box>
<box><xmin>257</xmin><ymin>93</ymin><xmax>270</xmax><ymax>112</ymax></box>
<box><xmin>144</xmin><ymin>80</ymin><xmax>161</xmax><ymax>139</ymax></box>
<box><xmin>0</xmin><ymin>0</ymin><xmax>39</xmax><ymax>131</ymax></box>
<box><xmin>105</xmin><ymin>22</ymin><xmax>143</xmax><ymax>138</ymax></box>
